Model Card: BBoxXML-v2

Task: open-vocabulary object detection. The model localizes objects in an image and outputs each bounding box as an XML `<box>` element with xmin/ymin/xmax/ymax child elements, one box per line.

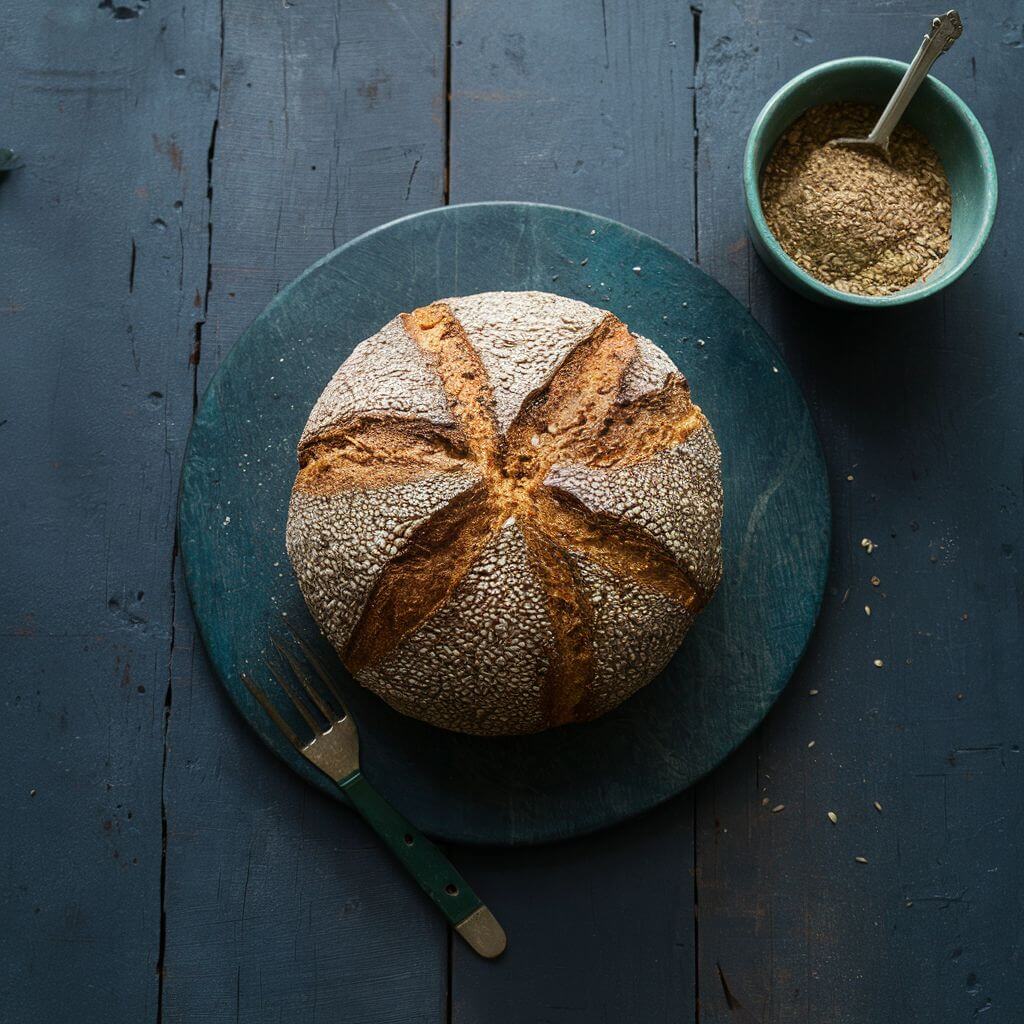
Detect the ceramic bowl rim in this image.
<box><xmin>743</xmin><ymin>56</ymin><xmax>998</xmax><ymax>308</ymax></box>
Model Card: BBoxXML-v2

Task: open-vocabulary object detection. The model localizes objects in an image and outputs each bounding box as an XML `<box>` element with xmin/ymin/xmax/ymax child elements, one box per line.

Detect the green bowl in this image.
<box><xmin>743</xmin><ymin>57</ymin><xmax>998</xmax><ymax>307</ymax></box>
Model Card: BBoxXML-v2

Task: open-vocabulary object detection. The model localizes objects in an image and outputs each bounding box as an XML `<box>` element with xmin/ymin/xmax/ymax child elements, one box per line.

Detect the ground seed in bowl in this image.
<box><xmin>759</xmin><ymin>102</ymin><xmax>952</xmax><ymax>296</ymax></box>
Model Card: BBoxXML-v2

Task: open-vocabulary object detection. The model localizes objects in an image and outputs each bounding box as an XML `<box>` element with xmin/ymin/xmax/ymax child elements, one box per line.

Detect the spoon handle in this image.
<box><xmin>868</xmin><ymin>10</ymin><xmax>963</xmax><ymax>151</ymax></box>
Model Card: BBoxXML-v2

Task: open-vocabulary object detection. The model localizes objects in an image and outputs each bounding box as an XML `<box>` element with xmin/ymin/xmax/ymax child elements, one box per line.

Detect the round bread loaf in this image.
<box><xmin>286</xmin><ymin>291</ymin><xmax>723</xmax><ymax>735</ymax></box>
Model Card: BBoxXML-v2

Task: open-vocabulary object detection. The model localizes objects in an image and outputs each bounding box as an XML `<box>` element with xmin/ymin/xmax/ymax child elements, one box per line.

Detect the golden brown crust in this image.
<box><xmin>532</xmin><ymin>486</ymin><xmax>705</xmax><ymax>612</ymax></box>
<box><xmin>401</xmin><ymin>304</ymin><xmax>503</xmax><ymax>470</ymax></box>
<box><xmin>579</xmin><ymin>380</ymin><xmax>707</xmax><ymax>468</ymax></box>
<box><xmin>286</xmin><ymin>291</ymin><xmax>723</xmax><ymax>735</ymax></box>
<box><xmin>294</xmin><ymin>416</ymin><xmax>471</xmax><ymax>495</ymax></box>
<box><xmin>505</xmin><ymin>313</ymin><xmax>637</xmax><ymax>483</ymax></box>
<box><xmin>343</xmin><ymin>482</ymin><xmax>502</xmax><ymax>673</ymax></box>
<box><xmin>520</xmin><ymin>524</ymin><xmax>596</xmax><ymax>726</ymax></box>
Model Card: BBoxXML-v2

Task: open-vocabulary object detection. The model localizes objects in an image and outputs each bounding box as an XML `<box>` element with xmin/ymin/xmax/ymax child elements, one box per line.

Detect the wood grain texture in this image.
<box><xmin>0</xmin><ymin>2</ymin><xmax>220</xmax><ymax>1021</ymax></box>
<box><xmin>453</xmin><ymin>800</ymin><xmax>695</xmax><ymax>1024</ymax></box>
<box><xmin>446</xmin><ymin>3</ymin><xmax>703</xmax><ymax>1020</ymax></box>
<box><xmin>694</xmin><ymin>3</ymin><xmax>1024</xmax><ymax>1022</ymax></box>
<box><xmin>0</xmin><ymin>1</ymin><xmax>450</xmax><ymax>1023</ymax></box>
<box><xmin>2</xmin><ymin>1</ymin><xmax>1022</xmax><ymax>1023</ymax></box>
<box><xmin>159</xmin><ymin>3</ymin><xmax>451</xmax><ymax>1023</ymax></box>
<box><xmin>450</xmin><ymin>0</ymin><xmax>695</xmax><ymax>250</ymax></box>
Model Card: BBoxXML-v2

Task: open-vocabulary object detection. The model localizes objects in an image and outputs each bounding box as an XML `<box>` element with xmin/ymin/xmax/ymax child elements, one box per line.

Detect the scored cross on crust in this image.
<box><xmin>287</xmin><ymin>292</ymin><xmax>723</xmax><ymax>735</ymax></box>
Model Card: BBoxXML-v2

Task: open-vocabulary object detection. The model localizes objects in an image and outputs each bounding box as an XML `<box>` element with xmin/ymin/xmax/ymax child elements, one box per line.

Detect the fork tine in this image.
<box><xmin>284</xmin><ymin>622</ymin><xmax>349</xmax><ymax>715</ymax></box>
<box><xmin>271</xmin><ymin>634</ymin><xmax>337</xmax><ymax>722</ymax></box>
<box><xmin>265</xmin><ymin>657</ymin><xmax>322</xmax><ymax>736</ymax></box>
<box><xmin>241</xmin><ymin>672</ymin><xmax>303</xmax><ymax>750</ymax></box>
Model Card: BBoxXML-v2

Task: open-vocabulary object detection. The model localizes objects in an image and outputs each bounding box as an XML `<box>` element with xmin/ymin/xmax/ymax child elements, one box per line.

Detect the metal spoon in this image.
<box><xmin>832</xmin><ymin>10</ymin><xmax>963</xmax><ymax>160</ymax></box>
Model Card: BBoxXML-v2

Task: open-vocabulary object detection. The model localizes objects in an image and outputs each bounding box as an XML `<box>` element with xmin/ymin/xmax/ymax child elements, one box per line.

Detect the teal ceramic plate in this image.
<box><xmin>179</xmin><ymin>202</ymin><xmax>830</xmax><ymax>846</ymax></box>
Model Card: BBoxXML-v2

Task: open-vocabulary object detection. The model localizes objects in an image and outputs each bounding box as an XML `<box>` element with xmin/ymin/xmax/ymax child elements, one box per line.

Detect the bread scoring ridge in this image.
<box><xmin>286</xmin><ymin>291</ymin><xmax>723</xmax><ymax>735</ymax></box>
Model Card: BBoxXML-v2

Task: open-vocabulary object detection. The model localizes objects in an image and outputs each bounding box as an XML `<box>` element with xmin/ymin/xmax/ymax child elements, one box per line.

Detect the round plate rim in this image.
<box><xmin>178</xmin><ymin>200</ymin><xmax>832</xmax><ymax>846</ymax></box>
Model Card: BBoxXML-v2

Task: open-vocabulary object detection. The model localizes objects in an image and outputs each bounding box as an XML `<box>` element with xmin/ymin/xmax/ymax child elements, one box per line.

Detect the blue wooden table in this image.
<box><xmin>1</xmin><ymin>3</ymin><xmax>1021</xmax><ymax>1021</ymax></box>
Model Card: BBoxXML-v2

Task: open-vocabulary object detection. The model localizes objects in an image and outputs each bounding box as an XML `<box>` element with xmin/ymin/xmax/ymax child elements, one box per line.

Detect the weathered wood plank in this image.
<box><xmin>454</xmin><ymin>802</ymin><xmax>695</xmax><ymax>1024</ymax></box>
<box><xmin>194</xmin><ymin>0</ymin><xmax>448</xmax><ymax>397</ymax></box>
<box><xmin>451</xmin><ymin>0</ymin><xmax>696</xmax><ymax>248</ymax></box>
<box><xmin>694</xmin><ymin>3</ymin><xmax>1024</xmax><ymax>1022</ymax></box>
<box><xmin>448</xmin><ymin>2</ymin><xmax>700</xmax><ymax>1021</ymax></box>
<box><xmin>4</xmin><ymin>3</ymin><xmax>1022</xmax><ymax>1023</ymax></box>
<box><xmin>0</xmin><ymin>2</ymin><xmax>220</xmax><ymax>1021</ymax></box>
<box><xmin>159</xmin><ymin>2</ymin><xmax>451</xmax><ymax>1022</ymax></box>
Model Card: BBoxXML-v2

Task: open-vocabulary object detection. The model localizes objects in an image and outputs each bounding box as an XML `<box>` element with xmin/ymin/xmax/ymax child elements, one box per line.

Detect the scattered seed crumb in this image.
<box><xmin>771</xmin><ymin>804</ymin><xmax>785</xmax><ymax>813</ymax></box>
<box><xmin>29</xmin><ymin>789</ymin><xmax>37</xmax><ymax>797</ymax></box>
<box><xmin>905</xmin><ymin>899</ymin><xmax>914</xmax><ymax>907</ymax></box>
<box><xmin>855</xmin><ymin>856</ymin><xmax>869</xmax><ymax>864</ymax></box>
<box><xmin>827</xmin><ymin>811</ymin><xmax>838</xmax><ymax>824</ymax></box>
<box><xmin>696</xmin><ymin>338</ymin><xmax>706</xmax><ymax>347</ymax></box>
<box><xmin>761</xmin><ymin>796</ymin><xmax>770</xmax><ymax>807</ymax></box>
<box><xmin>807</xmin><ymin>740</ymin><xmax>816</xmax><ymax>748</ymax></box>
<box><xmin>841</xmin><ymin>588</ymin><xmax>850</xmax><ymax>605</ymax></box>
<box><xmin>961</xmin><ymin>612</ymin><xmax>969</xmax><ymax>621</ymax></box>
<box><xmin>772</xmin><ymin>365</ymin><xmax>779</xmax><ymax>373</ymax></box>
<box><xmin>870</xmin><ymin>576</ymin><xmax>880</xmax><ymax>587</ymax></box>
<box><xmin>580</xmin><ymin>257</ymin><xmax>589</xmax><ymax>266</ymax></box>
<box><xmin>808</xmin><ymin>688</ymin><xmax>819</xmax><ymax>696</ymax></box>
<box><xmin>864</xmin><ymin>605</ymin><xmax>871</xmax><ymax>616</ymax></box>
<box><xmin>589</xmin><ymin>229</ymin><xmax>596</xmax><ymax>236</ymax></box>
<box><xmin>846</xmin><ymin>474</ymin><xmax>855</xmax><ymax>481</ymax></box>
<box><xmin>956</xmin><ymin>692</ymin><xmax>965</xmax><ymax>701</ymax></box>
<box><xmin>632</xmin><ymin>265</ymin><xmax>642</xmax><ymax>273</ymax></box>
<box><xmin>873</xmin><ymin>659</ymin><xmax>884</xmax><ymax>668</ymax></box>
<box><xmin>860</xmin><ymin>538</ymin><xmax>876</xmax><ymax>553</ymax></box>
<box><xmin>873</xmin><ymin>801</ymin><xmax>883</xmax><ymax>813</ymax></box>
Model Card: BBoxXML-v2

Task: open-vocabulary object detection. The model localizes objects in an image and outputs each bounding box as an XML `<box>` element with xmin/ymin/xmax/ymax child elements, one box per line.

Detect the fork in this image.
<box><xmin>241</xmin><ymin>629</ymin><xmax>507</xmax><ymax>959</ymax></box>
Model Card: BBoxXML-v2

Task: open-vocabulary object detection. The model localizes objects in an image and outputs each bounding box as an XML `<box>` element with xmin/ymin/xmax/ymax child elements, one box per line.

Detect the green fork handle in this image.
<box><xmin>338</xmin><ymin>770</ymin><xmax>507</xmax><ymax>959</ymax></box>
